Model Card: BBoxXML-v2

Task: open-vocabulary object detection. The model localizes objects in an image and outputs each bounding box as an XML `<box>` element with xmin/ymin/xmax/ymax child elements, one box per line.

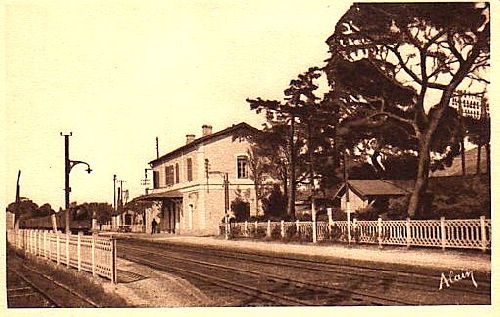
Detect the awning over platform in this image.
<box><xmin>132</xmin><ymin>190</ymin><xmax>183</xmax><ymax>202</ymax></box>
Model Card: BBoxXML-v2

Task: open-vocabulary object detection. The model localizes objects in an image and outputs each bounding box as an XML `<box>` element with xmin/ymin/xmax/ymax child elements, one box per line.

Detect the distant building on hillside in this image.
<box><xmin>449</xmin><ymin>91</ymin><xmax>488</xmax><ymax>120</ymax></box>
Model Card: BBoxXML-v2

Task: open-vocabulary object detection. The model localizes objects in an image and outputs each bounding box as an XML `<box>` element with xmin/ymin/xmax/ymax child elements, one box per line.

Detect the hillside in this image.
<box><xmin>431</xmin><ymin>147</ymin><xmax>488</xmax><ymax>177</ymax></box>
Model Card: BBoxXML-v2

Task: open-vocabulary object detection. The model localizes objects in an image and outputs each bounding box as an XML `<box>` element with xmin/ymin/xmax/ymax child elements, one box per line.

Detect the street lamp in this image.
<box><xmin>61</xmin><ymin>132</ymin><xmax>92</xmax><ymax>234</ymax></box>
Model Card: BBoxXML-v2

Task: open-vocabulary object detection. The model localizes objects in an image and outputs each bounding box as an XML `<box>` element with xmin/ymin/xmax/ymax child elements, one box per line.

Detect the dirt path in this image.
<box><xmin>102</xmin><ymin>258</ymin><xmax>212</xmax><ymax>307</ymax></box>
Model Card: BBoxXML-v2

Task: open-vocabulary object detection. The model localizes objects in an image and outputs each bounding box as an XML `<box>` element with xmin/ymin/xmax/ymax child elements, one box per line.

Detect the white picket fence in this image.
<box><xmin>221</xmin><ymin>216</ymin><xmax>491</xmax><ymax>251</ymax></box>
<box><xmin>7</xmin><ymin>229</ymin><xmax>117</xmax><ymax>283</ymax></box>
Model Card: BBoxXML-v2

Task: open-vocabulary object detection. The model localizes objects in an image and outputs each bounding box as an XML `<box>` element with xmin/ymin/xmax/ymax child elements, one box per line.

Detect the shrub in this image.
<box><xmin>270</xmin><ymin>225</ymin><xmax>282</xmax><ymax>240</ymax></box>
<box><xmin>283</xmin><ymin>225</ymin><xmax>298</xmax><ymax>242</ymax></box>
<box><xmin>229</xmin><ymin>224</ymin><xmax>243</xmax><ymax>238</ymax></box>
<box><xmin>296</xmin><ymin>212</ymin><xmax>312</xmax><ymax>221</ymax></box>
<box><xmin>252</xmin><ymin>226</ymin><xmax>267</xmax><ymax>239</ymax></box>
<box><xmin>297</xmin><ymin>225</ymin><xmax>313</xmax><ymax>242</ymax></box>
<box><xmin>231</xmin><ymin>197</ymin><xmax>250</xmax><ymax>221</ymax></box>
<box><xmin>261</xmin><ymin>185</ymin><xmax>287</xmax><ymax>218</ymax></box>
<box><xmin>386</xmin><ymin>196</ymin><xmax>410</xmax><ymax>219</ymax></box>
<box><xmin>355</xmin><ymin>205</ymin><xmax>379</xmax><ymax>220</ymax></box>
<box><xmin>328</xmin><ymin>224</ymin><xmax>344</xmax><ymax>241</ymax></box>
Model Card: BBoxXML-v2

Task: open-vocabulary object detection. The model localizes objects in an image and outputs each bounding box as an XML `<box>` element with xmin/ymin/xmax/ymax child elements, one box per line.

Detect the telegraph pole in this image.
<box><xmin>14</xmin><ymin>170</ymin><xmax>21</xmax><ymax>230</ymax></box>
<box><xmin>156</xmin><ymin>137</ymin><xmax>159</xmax><ymax>159</ymax></box>
<box><xmin>117</xmin><ymin>180</ymin><xmax>126</xmax><ymax>210</ymax></box>
<box><xmin>113</xmin><ymin>174</ymin><xmax>117</xmax><ymax>211</ymax></box>
<box><xmin>60</xmin><ymin>132</ymin><xmax>92</xmax><ymax>234</ymax></box>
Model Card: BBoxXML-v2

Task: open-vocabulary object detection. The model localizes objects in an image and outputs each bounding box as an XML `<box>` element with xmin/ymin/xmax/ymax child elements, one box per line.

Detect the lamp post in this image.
<box><xmin>61</xmin><ymin>132</ymin><xmax>92</xmax><ymax>234</ymax></box>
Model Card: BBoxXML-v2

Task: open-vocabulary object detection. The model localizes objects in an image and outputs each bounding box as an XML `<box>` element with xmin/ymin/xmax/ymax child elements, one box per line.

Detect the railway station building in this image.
<box><xmin>132</xmin><ymin>122</ymin><xmax>261</xmax><ymax>236</ymax></box>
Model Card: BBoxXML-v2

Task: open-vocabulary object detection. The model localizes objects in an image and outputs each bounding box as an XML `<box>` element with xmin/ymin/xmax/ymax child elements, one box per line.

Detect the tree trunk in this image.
<box><xmin>476</xmin><ymin>144</ymin><xmax>482</xmax><ymax>175</ymax></box>
<box><xmin>254</xmin><ymin>182</ymin><xmax>260</xmax><ymax>216</ymax></box>
<box><xmin>287</xmin><ymin>117</ymin><xmax>296</xmax><ymax>218</ymax></box>
<box><xmin>485</xmin><ymin>143</ymin><xmax>490</xmax><ymax>174</ymax></box>
<box><xmin>458</xmin><ymin>100</ymin><xmax>466</xmax><ymax>176</ymax></box>
<box><xmin>407</xmin><ymin>138</ymin><xmax>431</xmax><ymax>217</ymax></box>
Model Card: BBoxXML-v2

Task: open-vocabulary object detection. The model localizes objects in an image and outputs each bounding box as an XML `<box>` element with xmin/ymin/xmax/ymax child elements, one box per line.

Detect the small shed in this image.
<box><xmin>335</xmin><ymin>180</ymin><xmax>414</xmax><ymax>212</ymax></box>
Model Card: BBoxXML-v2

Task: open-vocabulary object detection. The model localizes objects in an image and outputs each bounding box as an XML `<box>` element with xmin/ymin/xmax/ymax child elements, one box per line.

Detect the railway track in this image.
<box><xmin>7</xmin><ymin>265</ymin><xmax>100</xmax><ymax>308</ymax></box>
<box><xmin>119</xmin><ymin>240</ymin><xmax>491</xmax><ymax>305</ymax></box>
<box><xmin>119</xmin><ymin>245</ymin><xmax>405</xmax><ymax>305</ymax></box>
<box><xmin>117</xmin><ymin>239</ymin><xmax>490</xmax><ymax>306</ymax></box>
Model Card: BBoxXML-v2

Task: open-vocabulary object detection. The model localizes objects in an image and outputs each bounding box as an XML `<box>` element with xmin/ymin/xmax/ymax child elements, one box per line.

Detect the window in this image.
<box><xmin>175</xmin><ymin>163</ymin><xmax>180</xmax><ymax>184</ymax></box>
<box><xmin>186</xmin><ymin>158</ymin><xmax>193</xmax><ymax>182</ymax></box>
<box><xmin>237</xmin><ymin>155</ymin><xmax>249</xmax><ymax>179</ymax></box>
<box><xmin>165</xmin><ymin>165</ymin><xmax>174</xmax><ymax>186</ymax></box>
<box><xmin>153</xmin><ymin>171</ymin><xmax>160</xmax><ymax>189</ymax></box>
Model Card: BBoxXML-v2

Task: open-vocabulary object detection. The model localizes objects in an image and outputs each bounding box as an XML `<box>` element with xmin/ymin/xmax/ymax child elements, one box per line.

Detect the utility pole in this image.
<box><xmin>223</xmin><ymin>173</ymin><xmax>229</xmax><ymax>216</ymax></box>
<box><xmin>156</xmin><ymin>137</ymin><xmax>159</xmax><ymax>159</ymax></box>
<box><xmin>117</xmin><ymin>180</ymin><xmax>126</xmax><ymax>210</ymax></box>
<box><xmin>113</xmin><ymin>174</ymin><xmax>117</xmax><ymax>211</ymax></box>
<box><xmin>60</xmin><ymin>132</ymin><xmax>92</xmax><ymax>234</ymax></box>
<box><xmin>207</xmin><ymin>169</ymin><xmax>230</xmax><ymax>238</ymax></box>
<box><xmin>14</xmin><ymin>170</ymin><xmax>21</xmax><ymax>230</ymax></box>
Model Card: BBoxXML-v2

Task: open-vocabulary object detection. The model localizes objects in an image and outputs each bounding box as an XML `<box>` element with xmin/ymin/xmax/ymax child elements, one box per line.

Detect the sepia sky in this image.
<box><xmin>3</xmin><ymin>0</ymin><xmax>352</xmax><ymax>209</ymax></box>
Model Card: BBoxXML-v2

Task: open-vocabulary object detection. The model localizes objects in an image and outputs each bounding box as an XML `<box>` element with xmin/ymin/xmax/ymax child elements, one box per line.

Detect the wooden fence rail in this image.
<box><xmin>7</xmin><ymin>229</ymin><xmax>117</xmax><ymax>283</ymax></box>
<box><xmin>221</xmin><ymin>216</ymin><xmax>491</xmax><ymax>251</ymax></box>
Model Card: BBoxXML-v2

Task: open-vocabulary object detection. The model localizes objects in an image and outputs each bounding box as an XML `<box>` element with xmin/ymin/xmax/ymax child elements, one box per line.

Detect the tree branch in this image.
<box><xmin>446</xmin><ymin>32</ymin><xmax>466</xmax><ymax>64</ymax></box>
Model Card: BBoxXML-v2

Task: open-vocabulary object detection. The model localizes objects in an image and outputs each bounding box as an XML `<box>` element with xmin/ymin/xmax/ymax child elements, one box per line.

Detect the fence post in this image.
<box><xmin>49</xmin><ymin>231</ymin><xmax>52</xmax><ymax>259</ymax></box>
<box><xmin>56</xmin><ymin>233</ymin><xmax>60</xmax><ymax>265</ymax></box>
<box><xmin>296</xmin><ymin>219</ymin><xmax>300</xmax><ymax>233</ymax></box>
<box><xmin>43</xmin><ymin>231</ymin><xmax>46</xmax><ymax>258</ymax></box>
<box><xmin>281</xmin><ymin>220</ymin><xmax>285</xmax><ymax>238</ymax></box>
<box><xmin>377</xmin><ymin>217</ymin><xmax>383</xmax><ymax>249</ymax></box>
<box><xmin>224</xmin><ymin>216</ymin><xmax>230</xmax><ymax>240</ymax></box>
<box><xmin>38</xmin><ymin>230</ymin><xmax>41</xmax><ymax>256</ymax></box>
<box><xmin>28</xmin><ymin>230</ymin><xmax>31</xmax><ymax>254</ymax></box>
<box><xmin>327</xmin><ymin>208</ymin><xmax>333</xmax><ymax>237</ymax></box>
<box><xmin>24</xmin><ymin>230</ymin><xmax>27</xmax><ymax>251</ymax></box>
<box><xmin>354</xmin><ymin>218</ymin><xmax>359</xmax><ymax>243</ymax></box>
<box><xmin>480</xmin><ymin>216</ymin><xmax>487</xmax><ymax>252</ymax></box>
<box><xmin>31</xmin><ymin>230</ymin><xmax>34</xmax><ymax>254</ymax></box>
<box><xmin>34</xmin><ymin>230</ymin><xmax>38</xmax><ymax>256</ymax></box>
<box><xmin>255</xmin><ymin>221</ymin><xmax>258</xmax><ymax>237</ymax></box>
<box><xmin>406</xmin><ymin>218</ymin><xmax>411</xmax><ymax>249</ymax></box>
<box><xmin>66</xmin><ymin>233</ymin><xmax>70</xmax><ymax>267</ymax></box>
<box><xmin>77</xmin><ymin>232</ymin><xmax>82</xmax><ymax>271</ymax></box>
<box><xmin>244</xmin><ymin>221</ymin><xmax>248</xmax><ymax>237</ymax></box>
<box><xmin>92</xmin><ymin>234</ymin><xmax>96</xmax><ymax>276</ymax></box>
<box><xmin>266</xmin><ymin>220</ymin><xmax>271</xmax><ymax>238</ymax></box>
<box><xmin>312</xmin><ymin>218</ymin><xmax>317</xmax><ymax>244</ymax></box>
<box><xmin>112</xmin><ymin>238</ymin><xmax>117</xmax><ymax>284</ymax></box>
<box><xmin>440</xmin><ymin>216</ymin><xmax>446</xmax><ymax>251</ymax></box>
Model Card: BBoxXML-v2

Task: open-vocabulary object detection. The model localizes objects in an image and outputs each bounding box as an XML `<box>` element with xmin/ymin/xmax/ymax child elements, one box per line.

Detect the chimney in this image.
<box><xmin>186</xmin><ymin>134</ymin><xmax>196</xmax><ymax>144</ymax></box>
<box><xmin>202</xmin><ymin>124</ymin><xmax>212</xmax><ymax>137</ymax></box>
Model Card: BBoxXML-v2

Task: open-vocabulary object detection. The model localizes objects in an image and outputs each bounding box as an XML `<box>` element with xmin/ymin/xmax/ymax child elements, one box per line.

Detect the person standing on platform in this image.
<box><xmin>151</xmin><ymin>218</ymin><xmax>157</xmax><ymax>234</ymax></box>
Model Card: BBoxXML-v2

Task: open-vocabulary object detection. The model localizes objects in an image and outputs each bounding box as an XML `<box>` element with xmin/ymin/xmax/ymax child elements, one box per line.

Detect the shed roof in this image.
<box><xmin>335</xmin><ymin>179</ymin><xmax>414</xmax><ymax>200</ymax></box>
